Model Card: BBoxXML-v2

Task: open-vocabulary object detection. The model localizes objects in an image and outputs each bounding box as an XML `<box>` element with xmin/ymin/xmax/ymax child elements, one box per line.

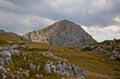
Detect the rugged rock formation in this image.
<box><xmin>23</xmin><ymin>20</ymin><xmax>96</xmax><ymax>47</ymax></box>
<box><xmin>41</xmin><ymin>51</ymin><xmax>87</xmax><ymax>79</ymax></box>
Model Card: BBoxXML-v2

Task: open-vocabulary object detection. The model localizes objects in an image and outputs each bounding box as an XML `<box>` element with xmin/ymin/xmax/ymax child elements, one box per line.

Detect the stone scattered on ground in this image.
<box><xmin>81</xmin><ymin>39</ymin><xmax>120</xmax><ymax>61</ymax></box>
<box><xmin>0</xmin><ymin>45</ymin><xmax>87</xmax><ymax>79</ymax></box>
<box><xmin>43</xmin><ymin>51</ymin><xmax>87</xmax><ymax>79</ymax></box>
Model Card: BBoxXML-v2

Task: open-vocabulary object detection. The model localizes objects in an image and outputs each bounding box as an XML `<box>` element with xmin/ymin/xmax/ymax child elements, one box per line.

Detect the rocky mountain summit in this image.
<box><xmin>23</xmin><ymin>20</ymin><xmax>96</xmax><ymax>47</ymax></box>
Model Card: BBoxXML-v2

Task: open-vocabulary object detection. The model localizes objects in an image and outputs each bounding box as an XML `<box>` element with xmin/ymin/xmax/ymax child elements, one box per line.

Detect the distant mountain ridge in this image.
<box><xmin>0</xmin><ymin>29</ymin><xmax>28</xmax><ymax>43</ymax></box>
<box><xmin>23</xmin><ymin>20</ymin><xmax>96</xmax><ymax>46</ymax></box>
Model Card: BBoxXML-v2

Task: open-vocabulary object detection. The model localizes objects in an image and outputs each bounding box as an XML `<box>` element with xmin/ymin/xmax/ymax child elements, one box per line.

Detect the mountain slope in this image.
<box><xmin>0</xmin><ymin>29</ymin><xmax>28</xmax><ymax>43</ymax></box>
<box><xmin>23</xmin><ymin>20</ymin><xmax>96</xmax><ymax>47</ymax></box>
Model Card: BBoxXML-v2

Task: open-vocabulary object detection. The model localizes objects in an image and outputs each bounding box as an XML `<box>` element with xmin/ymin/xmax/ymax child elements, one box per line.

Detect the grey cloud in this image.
<box><xmin>0</xmin><ymin>0</ymin><xmax>120</xmax><ymax>41</ymax></box>
<box><xmin>6</xmin><ymin>0</ymin><xmax>120</xmax><ymax>26</ymax></box>
<box><xmin>82</xmin><ymin>25</ymin><xmax>120</xmax><ymax>42</ymax></box>
<box><xmin>0</xmin><ymin>11</ymin><xmax>55</xmax><ymax>34</ymax></box>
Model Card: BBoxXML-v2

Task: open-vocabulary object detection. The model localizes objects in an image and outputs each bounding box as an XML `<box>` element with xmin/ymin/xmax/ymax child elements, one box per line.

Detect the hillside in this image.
<box><xmin>23</xmin><ymin>20</ymin><xmax>96</xmax><ymax>47</ymax></box>
<box><xmin>0</xmin><ymin>30</ymin><xmax>28</xmax><ymax>44</ymax></box>
<box><xmin>0</xmin><ymin>41</ymin><xmax>119</xmax><ymax>79</ymax></box>
<box><xmin>81</xmin><ymin>39</ymin><xmax>120</xmax><ymax>61</ymax></box>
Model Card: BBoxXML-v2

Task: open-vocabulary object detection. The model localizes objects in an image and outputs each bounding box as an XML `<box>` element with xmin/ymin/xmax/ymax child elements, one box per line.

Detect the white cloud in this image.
<box><xmin>0</xmin><ymin>11</ymin><xmax>55</xmax><ymax>34</ymax></box>
<box><xmin>0</xmin><ymin>0</ymin><xmax>24</xmax><ymax>11</ymax></box>
<box><xmin>114</xmin><ymin>16</ymin><xmax>120</xmax><ymax>23</ymax></box>
<box><xmin>82</xmin><ymin>25</ymin><xmax>120</xmax><ymax>42</ymax></box>
<box><xmin>45</xmin><ymin>0</ymin><xmax>84</xmax><ymax>15</ymax></box>
<box><xmin>39</xmin><ymin>0</ymin><xmax>114</xmax><ymax>15</ymax></box>
<box><xmin>89</xmin><ymin>0</ymin><xmax>113</xmax><ymax>13</ymax></box>
<box><xmin>20</xmin><ymin>15</ymin><xmax>56</xmax><ymax>28</ymax></box>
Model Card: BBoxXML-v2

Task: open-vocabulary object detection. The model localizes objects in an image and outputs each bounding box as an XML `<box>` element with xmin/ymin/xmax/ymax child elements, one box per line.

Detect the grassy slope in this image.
<box><xmin>29</xmin><ymin>43</ymin><xmax>120</xmax><ymax>79</ymax></box>
<box><xmin>0</xmin><ymin>41</ymin><xmax>120</xmax><ymax>79</ymax></box>
<box><xmin>0</xmin><ymin>32</ymin><xmax>25</xmax><ymax>43</ymax></box>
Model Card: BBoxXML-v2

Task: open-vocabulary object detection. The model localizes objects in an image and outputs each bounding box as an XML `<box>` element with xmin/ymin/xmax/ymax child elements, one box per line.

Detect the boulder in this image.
<box><xmin>37</xmin><ymin>65</ymin><xmax>40</xmax><ymax>71</ymax></box>
<box><xmin>4</xmin><ymin>58</ymin><xmax>13</xmax><ymax>65</ymax></box>
<box><xmin>35</xmin><ymin>74</ymin><xmax>40</xmax><ymax>78</ymax></box>
<box><xmin>10</xmin><ymin>49</ymin><xmax>20</xmax><ymax>56</ymax></box>
<box><xmin>51</xmin><ymin>65</ymin><xmax>56</xmax><ymax>73</ymax></box>
<box><xmin>22</xmin><ymin>54</ymin><xmax>28</xmax><ymax>60</ymax></box>
<box><xmin>44</xmin><ymin>64</ymin><xmax>51</xmax><ymax>74</ymax></box>
<box><xmin>0</xmin><ymin>51</ymin><xmax>11</xmax><ymax>58</ymax></box>
<box><xmin>72</xmin><ymin>65</ymin><xmax>78</xmax><ymax>75</ymax></box>
<box><xmin>24</xmin><ymin>70</ymin><xmax>30</xmax><ymax>78</ymax></box>
<box><xmin>0</xmin><ymin>58</ymin><xmax>4</xmax><ymax>66</ymax></box>
<box><xmin>42</xmin><ymin>51</ymin><xmax>54</xmax><ymax>58</ymax></box>
<box><xmin>0</xmin><ymin>66</ymin><xmax>7</xmax><ymax>74</ymax></box>
<box><xmin>56</xmin><ymin>63</ymin><xmax>63</xmax><ymax>72</ymax></box>
<box><xmin>77</xmin><ymin>68</ymin><xmax>87</xmax><ymax>78</ymax></box>
<box><xmin>29</xmin><ymin>63</ymin><xmax>36</xmax><ymax>70</ymax></box>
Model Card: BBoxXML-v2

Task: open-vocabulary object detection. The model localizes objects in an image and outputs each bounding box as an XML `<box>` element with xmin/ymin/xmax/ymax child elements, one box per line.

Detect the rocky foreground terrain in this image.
<box><xmin>0</xmin><ymin>45</ymin><xmax>87</xmax><ymax>79</ymax></box>
<box><xmin>0</xmin><ymin>40</ymin><xmax>119</xmax><ymax>79</ymax></box>
<box><xmin>23</xmin><ymin>20</ymin><xmax>96</xmax><ymax>47</ymax></box>
<box><xmin>81</xmin><ymin>39</ymin><xmax>120</xmax><ymax>61</ymax></box>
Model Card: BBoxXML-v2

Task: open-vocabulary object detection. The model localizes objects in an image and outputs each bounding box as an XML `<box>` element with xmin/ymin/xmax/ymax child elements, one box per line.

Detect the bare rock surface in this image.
<box><xmin>23</xmin><ymin>20</ymin><xmax>96</xmax><ymax>47</ymax></box>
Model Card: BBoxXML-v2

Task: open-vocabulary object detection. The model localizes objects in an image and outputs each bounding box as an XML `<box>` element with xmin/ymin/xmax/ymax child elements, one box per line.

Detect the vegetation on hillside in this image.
<box><xmin>0</xmin><ymin>37</ymin><xmax>120</xmax><ymax>79</ymax></box>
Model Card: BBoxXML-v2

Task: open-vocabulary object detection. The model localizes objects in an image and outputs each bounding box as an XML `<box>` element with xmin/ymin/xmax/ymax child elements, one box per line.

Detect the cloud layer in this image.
<box><xmin>82</xmin><ymin>25</ymin><xmax>120</xmax><ymax>42</ymax></box>
<box><xmin>0</xmin><ymin>0</ymin><xmax>120</xmax><ymax>41</ymax></box>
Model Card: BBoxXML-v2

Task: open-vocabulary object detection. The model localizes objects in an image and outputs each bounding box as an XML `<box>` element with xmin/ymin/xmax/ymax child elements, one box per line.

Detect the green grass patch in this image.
<box><xmin>81</xmin><ymin>46</ymin><xmax>93</xmax><ymax>51</ymax></box>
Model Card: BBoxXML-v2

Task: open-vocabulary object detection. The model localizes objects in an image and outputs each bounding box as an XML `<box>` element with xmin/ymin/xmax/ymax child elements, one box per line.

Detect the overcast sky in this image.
<box><xmin>0</xmin><ymin>0</ymin><xmax>120</xmax><ymax>42</ymax></box>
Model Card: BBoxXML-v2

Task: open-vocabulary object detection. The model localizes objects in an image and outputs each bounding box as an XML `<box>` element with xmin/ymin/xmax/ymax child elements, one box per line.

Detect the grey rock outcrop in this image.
<box><xmin>44</xmin><ymin>63</ymin><xmax>51</xmax><ymax>74</ymax></box>
<box><xmin>0</xmin><ymin>47</ymin><xmax>20</xmax><ymax>66</ymax></box>
<box><xmin>0</xmin><ymin>66</ymin><xmax>7</xmax><ymax>79</ymax></box>
<box><xmin>23</xmin><ymin>20</ymin><xmax>96</xmax><ymax>47</ymax></box>
<box><xmin>82</xmin><ymin>39</ymin><xmax>120</xmax><ymax>61</ymax></box>
<box><xmin>43</xmin><ymin>51</ymin><xmax>87</xmax><ymax>78</ymax></box>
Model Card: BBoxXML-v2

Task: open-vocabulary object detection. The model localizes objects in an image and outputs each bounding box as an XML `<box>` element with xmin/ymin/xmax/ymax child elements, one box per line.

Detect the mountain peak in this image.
<box><xmin>58</xmin><ymin>19</ymin><xmax>76</xmax><ymax>24</ymax></box>
<box><xmin>60</xmin><ymin>19</ymin><xmax>72</xmax><ymax>22</ymax></box>
<box><xmin>23</xmin><ymin>20</ymin><xmax>96</xmax><ymax>47</ymax></box>
<box><xmin>49</xmin><ymin>19</ymin><xmax>79</xmax><ymax>29</ymax></box>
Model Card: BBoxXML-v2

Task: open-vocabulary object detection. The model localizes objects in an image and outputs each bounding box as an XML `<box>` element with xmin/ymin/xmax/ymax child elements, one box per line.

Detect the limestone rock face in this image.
<box><xmin>23</xmin><ymin>20</ymin><xmax>96</xmax><ymax>46</ymax></box>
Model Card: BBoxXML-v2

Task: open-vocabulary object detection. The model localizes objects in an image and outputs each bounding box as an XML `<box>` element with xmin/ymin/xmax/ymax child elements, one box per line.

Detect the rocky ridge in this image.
<box><xmin>23</xmin><ymin>20</ymin><xmax>96</xmax><ymax>47</ymax></box>
<box><xmin>81</xmin><ymin>39</ymin><xmax>120</xmax><ymax>61</ymax></box>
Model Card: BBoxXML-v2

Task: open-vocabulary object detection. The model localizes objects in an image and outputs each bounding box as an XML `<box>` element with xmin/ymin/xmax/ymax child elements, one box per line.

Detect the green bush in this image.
<box><xmin>81</xmin><ymin>46</ymin><xmax>93</xmax><ymax>51</ymax></box>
